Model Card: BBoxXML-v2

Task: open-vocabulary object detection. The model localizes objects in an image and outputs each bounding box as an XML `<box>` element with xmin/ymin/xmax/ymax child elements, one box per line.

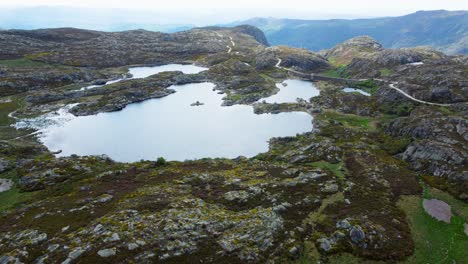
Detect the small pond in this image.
<box><xmin>261</xmin><ymin>79</ymin><xmax>320</xmax><ymax>103</ymax></box>
<box><xmin>343</xmin><ymin>87</ymin><xmax>371</xmax><ymax>96</ymax></box>
<box><xmin>80</xmin><ymin>64</ymin><xmax>208</xmax><ymax>90</ymax></box>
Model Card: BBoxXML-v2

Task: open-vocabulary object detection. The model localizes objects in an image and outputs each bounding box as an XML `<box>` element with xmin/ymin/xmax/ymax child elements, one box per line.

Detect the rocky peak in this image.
<box><xmin>339</xmin><ymin>36</ymin><xmax>384</xmax><ymax>51</ymax></box>
<box><xmin>231</xmin><ymin>25</ymin><xmax>270</xmax><ymax>46</ymax></box>
<box><xmin>321</xmin><ymin>36</ymin><xmax>384</xmax><ymax>65</ymax></box>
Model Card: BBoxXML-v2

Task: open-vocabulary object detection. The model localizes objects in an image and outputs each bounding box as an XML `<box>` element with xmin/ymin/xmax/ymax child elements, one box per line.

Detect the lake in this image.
<box><xmin>29</xmin><ymin>80</ymin><xmax>315</xmax><ymax>162</ymax></box>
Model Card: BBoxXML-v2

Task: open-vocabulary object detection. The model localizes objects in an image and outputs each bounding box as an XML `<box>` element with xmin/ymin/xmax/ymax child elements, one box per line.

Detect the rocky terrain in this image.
<box><xmin>0</xmin><ymin>26</ymin><xmax>466</xmax><ymax>263</ymax></box>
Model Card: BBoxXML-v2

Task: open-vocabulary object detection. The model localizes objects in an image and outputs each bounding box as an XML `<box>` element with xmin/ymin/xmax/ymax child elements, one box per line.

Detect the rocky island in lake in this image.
<box><xmin>0</xmin><ymin>5</ymin><xmax>467</xmax><ymax>264</ymax></box>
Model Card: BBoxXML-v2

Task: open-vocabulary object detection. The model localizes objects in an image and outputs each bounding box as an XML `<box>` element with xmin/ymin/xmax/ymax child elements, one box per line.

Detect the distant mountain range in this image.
<box><xmin>0</xmin><ymin>6</ymin><xmax>194</xmax><ymax>33</ymax></box>
<box><xmin>1</xmin><ymin>8</ymin><xmax>466</xmax><ymax>54</ymax></box>
<box><xmin>232</xmin><ymin>10</ymin><xmax>468</xmax><ymax>55</ymax></box>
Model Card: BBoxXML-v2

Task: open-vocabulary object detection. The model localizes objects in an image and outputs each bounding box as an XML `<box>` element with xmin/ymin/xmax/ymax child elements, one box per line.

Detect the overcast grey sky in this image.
<box><xmin>0</xmin><ymin>0</ymin><xmax>467</xmax><ymax>26</ymax></box>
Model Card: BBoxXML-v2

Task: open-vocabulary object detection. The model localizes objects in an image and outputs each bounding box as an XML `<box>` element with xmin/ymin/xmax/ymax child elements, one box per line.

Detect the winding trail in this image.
<box><xmin>275</xmin><ymin>59</ymin><xmax>458</xmax><ymax>107</ymax></box>
<box><xmin>388</xmin><ymin>82</ymin><xmax>453</xmax><ymax>107</ymax></box>
<box><xmin>227</xmin><ymin>37</ymin><xmax>235</xmax><ymax>54</ymax></box>
<box><xmin>275</xmin><ymin>58</ymin><xmax>306</xmax><ymax>75</ymax></box>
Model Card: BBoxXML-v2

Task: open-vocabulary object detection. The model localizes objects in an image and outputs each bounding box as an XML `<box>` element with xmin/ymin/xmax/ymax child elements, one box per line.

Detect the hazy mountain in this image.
<box><xmin>0</xmin><ymin>6</ymin><xmax>194</xmax><ymax>32</ymax></box>
<box><xmin>233</xmin><ymin>10</ymin><xmax>468</xmax><ymax>54</ymax></box>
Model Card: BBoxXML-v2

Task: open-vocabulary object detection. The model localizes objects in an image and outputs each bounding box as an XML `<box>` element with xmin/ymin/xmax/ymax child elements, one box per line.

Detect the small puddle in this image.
<box><xmin>407</xmin><ymin>62</ymin><xmax>424</xmax><ymax>66</ymax></box>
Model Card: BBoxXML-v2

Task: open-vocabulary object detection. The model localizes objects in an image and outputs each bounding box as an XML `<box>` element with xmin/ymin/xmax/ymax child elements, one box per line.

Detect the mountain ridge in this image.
<box><xmin>232</xmin><ymin>10</ymin><xmax>468</xmax><ymax>55</ymax></box>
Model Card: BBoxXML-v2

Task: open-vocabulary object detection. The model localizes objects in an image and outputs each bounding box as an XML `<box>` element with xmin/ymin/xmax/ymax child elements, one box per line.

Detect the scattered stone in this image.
<box><xmin>108</xmin><ymin>233</ymin><xmax>120</xmax><ymax>242</ymax></box>
<box><xmin>98</xmin><ymin>248</ymin><xmax>116</xmax><ymax>258</ymax></box>
<box><xmin>321</xmin><ymin>182</ymin><xmax>339</xmax><ymax>193</ymax></box>
<box><xmin>47</xmin><ymin>244</ymin><xmax>60</xmax><ymax>252</ymax></box>
<box><xmin>34</xmin><ymin>212</ymin><xmax>46</xmax><ymax>219</ymax></box>
<box><xmin>349</xmin><ymin>226</ymin><xmax>365</xmax><ymax>243</ymax></box>
<box><xmin>317</xmin><ymin>238</ymin><xmax>332</xmax><ymax>251</ymax></box>
<box><xmin>224</xmin><ymin>190</ymin><xmax>250</xmax><ymax>202</ymax></box>
<box><xmin>93</xmin><ymin>224</ymin><xmax>105</xmax><ymax>234</ymax></box>
<box><xmin>0</xmin><ymin>256</ymin><xmax>17</xmax><ymax>264</ymax></box>
<box><xmin>128</xmin><ymin>243</ymin><xmax>139</xmax><ymax>251</ymax></box>
<box><xmin>218</xmin><ymin>240</ymin><xmax>238</xmax><ymax>253</ymax></box>
<box><xmin>289</xmin><ymin>246</ymin><xmax>299</xmax><ymax>256</ymax></box>
<box><xmin>0</xmin><ymin>158</ymin><xmax>10</xmax><ymax>173</ymax></box>
<box><xmin>68</xmin><ymin>248</ymin><xmax>85</xmax><ymax>260</ymax></box>
<box><xmin>422</xmin><ymin>199</ymin><xmax>452</xmax><ymax>223</ymax></box>
<box><xmin>79</xmin><ymin>185</ymin><xmax>91</xmax><ymax>192</ymax></box>
<box><xmin>336</xmin><ymin>219</ymin><xmax>351</xmax><ymax>229</ymax></box>
<box><xmin>0</xmin><ymin>178</ymin><xmax>13</xmax><ymax>193</ymax></box>
<box><xmin>95</xmin><ymin>194</ymin><xmax>113</xmax><ymax>203</ymax></box>
<box><xmin>62</xmin><ymin>226</ymin><xmax>70</xmax><ymax>232</ymax></box>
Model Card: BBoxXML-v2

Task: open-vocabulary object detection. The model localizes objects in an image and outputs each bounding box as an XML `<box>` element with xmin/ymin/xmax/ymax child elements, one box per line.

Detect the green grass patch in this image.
<box><xmin>0</xmin><ymin>100</ymin><xmax>18</xmax><ymax>126</ymax></box>
<box><xmin>379</xmin><ymin>68</ymin><xmax>393</xmax><ymax>77</ymax></box>
<box><xmin>377</xmin><ymin>134</ymin><xmax>412</xmax><ymax>155</ymax></box>
<box><xmin>0</xmin><ymin>58</ymin><xmax>48</xmax><ymax>68</ymax></box>
<box><xmin>327</xmin><ymin>57</ymin><xmax>347</xmax><ymax>67</ymax></box>
<box><xmin>328</xmin><ymin>253</ymin><xmax>386</xmax><ymax>263</ymax></box>
<box><xmin>0</xmin><ymin>171</ymin><xmax>34</xmax><ymax>212</ymax></box>
<box><xmin>309</xmin><ymin>161</ymin><xmax>346</xmax><ymax>180</ymax></box>
<box><xmin>355</xmin><ymin>80</ymin><xmax>379</xmax><ymax>95</ymax></box>
<box><xmin>320</xmin><ymin>111</ymin><xmax>373</xmax><ymax>130</ymax></box>
<box><xmin>398</xmin><ymin>194</ymin><xmax>468</xmax><ymax>264</ymax></box>
<box><xmin>320</xmin><ymin>66</ymin><xmax>348</xmax><ymax>78</ymax></box>
<box><xmin>321</xmin><ymin>69</ymin><xmax>341</xmax><ymax>78</ymax></box>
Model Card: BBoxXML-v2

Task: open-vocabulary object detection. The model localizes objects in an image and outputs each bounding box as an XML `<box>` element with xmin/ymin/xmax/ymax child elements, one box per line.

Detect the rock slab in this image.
<box><xmin>0</xmin><ymin>178</ymin><xmax>13</xmax><ymax>192</ymax></box>
<box><xmin>422</xmin><ymin>199</ymin><xmax>452</xmax><ymax>223</ymax></box>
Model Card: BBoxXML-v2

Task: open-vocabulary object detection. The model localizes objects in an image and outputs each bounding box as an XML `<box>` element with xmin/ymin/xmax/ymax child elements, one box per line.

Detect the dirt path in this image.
<box><xmin>227</xmin><ymin>37</ymin><xmax>235</xmax><ymax>54</ymax></box>
<box><xmin>388</xmin><ymin>82</ymin><xmax>453</xmax><ymax>107</ymax></box>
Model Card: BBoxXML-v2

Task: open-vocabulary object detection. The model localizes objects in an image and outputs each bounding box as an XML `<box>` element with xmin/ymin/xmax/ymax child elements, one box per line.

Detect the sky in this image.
<box><xmin>0</xmin><ymin>0</ymin><xmax>467</xmax><ymax>28</ymax></box>
<box><xmin>2</xmin><ymin>0</ymin><xmax>468</xmax><ymax>16</ymax></box>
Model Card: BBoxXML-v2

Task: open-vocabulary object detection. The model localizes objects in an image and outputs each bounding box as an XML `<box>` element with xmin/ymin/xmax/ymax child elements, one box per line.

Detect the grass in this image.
<box><xmin>379</xmin><ymin>68</ymin><xmax>393</xmax><ymax>77</ymax></box>
<box><xmin>328</xmin><ymin>57</ymin><xmax>348</xmax><ymax>67</ymax></box>
<box><xmin>321</xmin><ymin>69</ymin><xmax>341</xmax><ymax>78</ymax></box>
<box><xmin>398</xmin><ymin>194</ymin><xmax>468</xmax><ymax>264</ymax></box>
<box><xmin>0</xmin><ymin>171</ymin><xmax>34</xmax><ymax>212</ymax></box>
<box><xmin>309</xmin><ymin>161</ymin><xmax>346</xmax><ymax>180</ymax></box>
<box><xmin>320</xmin><ymin>111</ymin><xmax>373</xmax><ymax>130</ymax></box>
<box><xmin>0</xmin><ymin>58</ymin><xmax>48</xmax><ymax>68</ymax></box>
<box><xmin>328</xmin><ymin>253</ymin><xmax>386</xmax><ymax>264</ymax></box>
<box><xmin>320</xmin><ymin>65</ymin><xmax>348</xmax><ymax>78</ymax></box>
<box><xmin>355</xmin><ymin>80</ymin><xmax>380</xmax><ymax>95</ymax></box>
<box><xmin>304</xmin><ymin>192</ymin><xmax>344</xmax><ymax>225</ymax></box>
<box><xmin>0</xmin><ymin>100</ymin><xmax>18</xmax><ymax>126</ymax></box>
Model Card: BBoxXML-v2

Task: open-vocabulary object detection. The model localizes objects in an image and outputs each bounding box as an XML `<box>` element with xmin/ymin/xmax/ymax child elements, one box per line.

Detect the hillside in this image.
<box><xmin>234</xmin><ymin>10</ymin><xmax>468</xmax><ymax>55</ymax></box>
